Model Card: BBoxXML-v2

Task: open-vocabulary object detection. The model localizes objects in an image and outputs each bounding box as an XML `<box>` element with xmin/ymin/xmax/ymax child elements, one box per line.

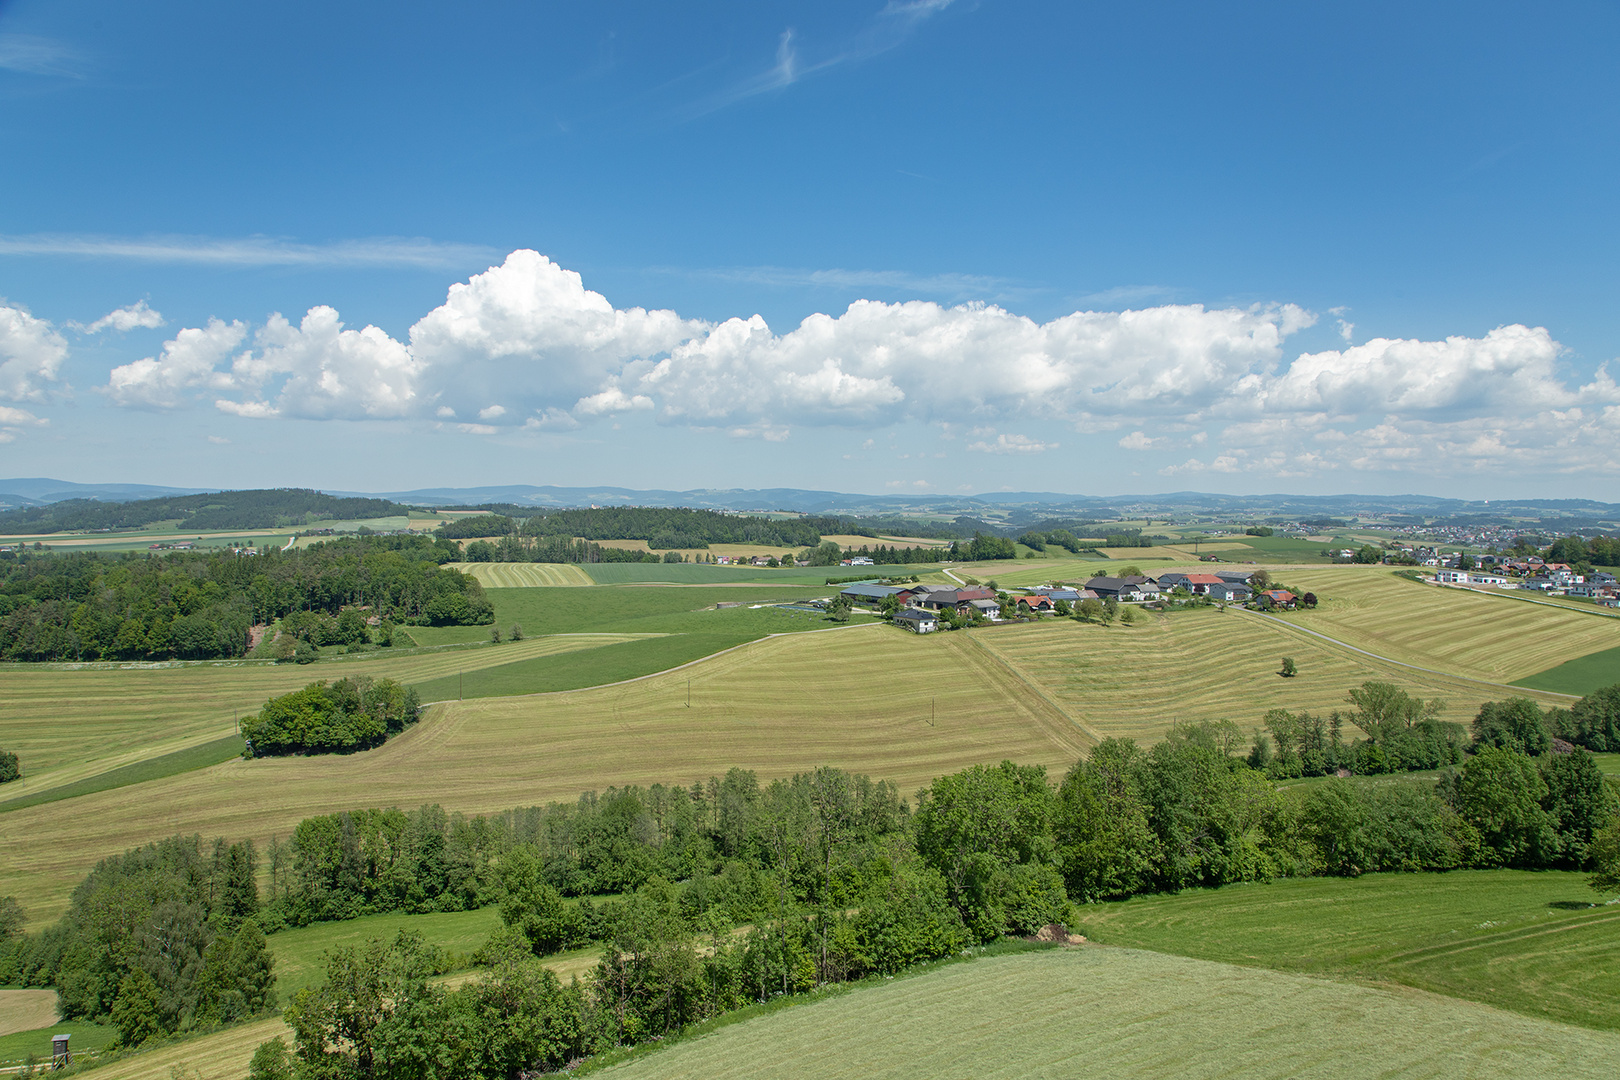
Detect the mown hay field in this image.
<box><xmin>6</xmin><ymin>567</ymin><xmax>1585</xmax><ymax>926</ymax></box>
<box><xmin>445</xmin><ymin>561</ymin><xmax>595</xmax><ymax>587</ymax></box>
<box><xmin>1514</xmin><ymin>643</ymin><xmax>1620</xmax><ymax>696</ymax></box>
<box><xmin>1277</xmin><ymin>566</ymin><xmax>1620</xmax><ymax>684</ymax></box>
<box><xmin>1</xmin><ymin>625</ymin><xmax>1088</xmax><ymax>926</ymax></box>
<box><xmin>0</xmin><ymin>633</ymin><xmax>645</xmax><ymax>799</ymax></box>
<box><xmin>964</xmin><ymin>608</ymin><xmax>1541</xmax><ymax>745</ymax></box>
<box><xmin>1074</xmin><ymin>869</ymin><xmax>1620</xmax><ymax>1032</ymax></box>
<box><xmin>594</xmin><ymin>946</ymin><xmax>1620</xmax><ymax>1079</ymax></box>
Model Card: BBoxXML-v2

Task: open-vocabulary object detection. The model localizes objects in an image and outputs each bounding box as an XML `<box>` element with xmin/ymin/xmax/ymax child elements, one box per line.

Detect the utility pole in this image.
<box><xmin>459</xmin><ymin>668</ymin><xmax>463</xmax><ymax>700</ymax></box>
<box><xmin>687</xmin><ymin>679</ymin><xmax>691</xmax><ymax>708</ymax></box>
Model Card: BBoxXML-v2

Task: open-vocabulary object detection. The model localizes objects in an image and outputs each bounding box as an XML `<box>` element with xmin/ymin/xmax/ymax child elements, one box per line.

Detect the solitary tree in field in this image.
<box><xmin>1281</xmin><ymin>657</ymin><xmax>1298</xmax><ymax>678</ymax></box>
<box><xmin>1119</xmin><ymin>607</ymin><xmax>1136</xmax><ymax>625</ymax></box>
<box><xmin>828</xmin><ymin>595</ymin><xmax>852</xmax><ymax>623</ymax></box>
<box><xmin>490</xmin><ymin>625</ymin><xmax>502</xmax><ymax>644</ymax></box>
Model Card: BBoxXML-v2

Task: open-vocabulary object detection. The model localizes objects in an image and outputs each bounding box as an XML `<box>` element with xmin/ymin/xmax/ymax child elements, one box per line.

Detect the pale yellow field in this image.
<box><xmin>1279</xmin><ymin>567</ymin><xmax>1620</xmax><ymax>684</ymax></box>
<box><xmin>0</xmin><ymin>633</ymin><xmax>649</xmax><ymax>797</ymax></box>
<box><xmin>444</xmin><ymin>561</ymin><xmax>595</xmax><ymax>587</ymax></box>
<box><xmin>820</xmin><ymin>534</ymin><xmax>951</xmax><ymax>549</ymax></box>
<box><xmin>1</xmin><ymin>625</ymin><xmax>1087</xmax><ymax>925</ymax></box>
<box><xmin>0</xmin><ymin>990</ymin><xmax>58</xmax><ymax>1037</ymax></box>
<box><xmin>969</xmin><ymin>607</ymin><xmax>1542</xmax><ymax>745</ymax></box>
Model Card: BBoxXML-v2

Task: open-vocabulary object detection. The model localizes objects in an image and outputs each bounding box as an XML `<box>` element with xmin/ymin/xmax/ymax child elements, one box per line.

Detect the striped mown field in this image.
<box><xmin>444</xmin><ymin>561</ymin><xmax>595</xmax><ymax>587</ymax></box>
<box><xmin>0</xmin><ymin>633</ymin><xmax>646</xmax><ymax>800</ymax></box>
<box><xmin>1276</xmin><ymin>566</ymin><xmax>1620</xmax><ymax>684</ymax></box>
<box><xmin>966</xmin><ymin>608</ymin><xmax>1535</xmax><ymax>745</ymax></box>
<box><xmin>1</xmin><ymin>625</ymin><xmax>1089</xmax><ymax>925</ymax></box>
<box><xmin>594</xmin><ymin>946</ymin><xmax>1620</xmax><ymax>1079</ymax></box>
<box><xmin>1073</xmin><ymin>869</ymin><xmax>1620</xmax><ymax>1032</ymax></box>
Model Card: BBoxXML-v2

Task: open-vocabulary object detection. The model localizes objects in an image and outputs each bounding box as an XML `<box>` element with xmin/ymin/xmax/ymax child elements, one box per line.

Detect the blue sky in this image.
<box><xmin>2</xmin><ymin>0</ymin><xmax>1618</xmax><ymax>498</ymax></box>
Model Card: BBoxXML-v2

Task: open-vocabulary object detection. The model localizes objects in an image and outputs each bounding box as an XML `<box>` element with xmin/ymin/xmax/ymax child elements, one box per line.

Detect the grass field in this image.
<box><xmin>1</xmin><ymin>625</ymin><xmax>1090</xmax><ymax>927</ymax></box>
<box><xmin>0</xmin><ymin>1019</ymin><xmax>117</xmax><ymax>1067</ymax></box>
<box><xmin>591</xmin><ymin>945</ymin><xmax>1620</xmax><ymax>1079</ymax></box>
<box><xmin>964</xmin><ymin>607</ymin><xmax>1532</xmax><ymax>744</ymax></box>
<box><xmin>1073</xmin><ymin>870</ymin><xmax>1620</xmax><ymax>1032</ymax></box>
<box><xmin>0</xmin><ymin>990</ymin><xmax>57</xmax><ymax>1037</ymax></box>
<box><xmin>1512</xmin><ymin>643</ymin><xmax>1620</xmax><ymax>696</ymax></box>
<box><xmin>268</xmin><ymin>906</ymin><xmax>505</xmax><ymax>999</ymax></box>
<box><xmin>1269</xmin><ymin>566</ymin><xmax>1620</xmax><ymax>685</ymax></box>
<box><xmin>0</xmin><ymin>633</ymin><xmax>644</xmax><ymax>802</ymax></box>
<box><xmin>445</xmin><ymin>561</ymin><xmax>595</xmax><ymax>587</ymax></box>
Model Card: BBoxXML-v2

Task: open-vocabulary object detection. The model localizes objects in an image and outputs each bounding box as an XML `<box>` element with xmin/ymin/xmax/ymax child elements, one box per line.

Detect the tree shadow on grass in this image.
<box><xmin>1548</xmin><ymin>900</ymin><xmax>1598</xmax><ymax>910</ymax></box>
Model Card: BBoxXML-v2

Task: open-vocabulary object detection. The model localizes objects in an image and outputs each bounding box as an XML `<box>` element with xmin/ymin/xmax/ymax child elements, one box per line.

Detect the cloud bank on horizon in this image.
<box><xmin>3</xmin><ymin>249</ymin><xmax>1617</xmax><ymax>478</ymax></box>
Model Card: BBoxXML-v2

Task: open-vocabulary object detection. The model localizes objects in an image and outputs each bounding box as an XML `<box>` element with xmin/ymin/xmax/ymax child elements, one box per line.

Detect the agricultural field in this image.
<box><xmin>966</xmin><ymin>607</ymin><xmax>1526</xmax><ymax>745</ymax></box>
<box><xmin>1</xmin><ymin>624</ymin><xmax>1088</xmax><ymax>926</ymax></box>
<box><xmin>0</xmin><ymin>632</ymin><xmax>647</xmax><ymax>804</ymax></box>
<box><xmin>593</xmin><ymin>946</ymin><xmax>1620</xmax><ymax>1079</ymax></box>
<box><xmin>444</xmin><ymin>561</ymin><xmax>596</xmax><ymax>587</ymax></box>
<box><xmin>1272</xmin><ymin>567</ymin><xmax>1620</xmax><ymax>685</ymax></box>
<box><xmin>1073</xmin><ymin>870</ymin><xmax>1620</xmax><ymax>1032</ymax></box>
<box><xmin>4</xmin><ymin>574</ymin><xmax>1579</xmax><ymax>930</ymax></box>
<box><xmin>1514</xmin><ymin>644</ymin><xmax>1620</xmax><ymax>696</ymax></box>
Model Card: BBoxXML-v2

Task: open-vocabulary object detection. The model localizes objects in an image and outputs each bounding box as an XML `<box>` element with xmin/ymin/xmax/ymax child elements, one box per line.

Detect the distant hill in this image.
<box><xmin>6</xmin><ymin>478</ymin><xmax>1619</xmax><ymax>530</ymax></box>
<box><xmin>0</xmin><ymin>488</ymin><xmax>413</xmax><ymax>535</ymax></box>
<box><xmin>0</xmin><ymin>478</ymin><xmax>214</xmax><ymax>510</ymax></box>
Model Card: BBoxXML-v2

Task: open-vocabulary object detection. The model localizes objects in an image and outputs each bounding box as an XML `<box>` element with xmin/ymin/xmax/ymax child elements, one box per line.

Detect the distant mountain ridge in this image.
<box><xmin>3</xmin><ymin>478</ymin><xmax>1618</xmax><ymax>523</ymax></box>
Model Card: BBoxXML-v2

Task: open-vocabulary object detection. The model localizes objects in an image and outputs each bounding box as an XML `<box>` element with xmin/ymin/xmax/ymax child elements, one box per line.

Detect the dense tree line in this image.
<box><xmin>435</xmin><ymin>508</ymin><xmax>843</xmax><ymax>550</ymax></box>
<box><xmin>242</xmin><ymin>676</ymin><xmax>421</xmax><ymax>757</ymax></box>
<box><xmin>0</xmin><ymin>489</ymin><xmax>408</xmax><ymax>535</ymax></box>
<box><xmin>0</xmin><ymin>536</ymin><xmax>490</xmax><ymax>662</ymax></box>
<box><xmin>1539</xmin><ymin>534</ymin><xmax>1620</xmax><ymax>568</ymax></box>
<box><xmin>1</xmin><ymin>837</ymin><xmax>276</xmax><ymax>1047</ymax></box>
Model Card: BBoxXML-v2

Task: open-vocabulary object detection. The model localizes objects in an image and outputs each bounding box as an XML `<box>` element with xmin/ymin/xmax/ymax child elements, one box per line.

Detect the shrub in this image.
<box><xmin>0</xmin><ymin>749</ymin><xmax>19</xmax><ymax>784</ymax></box>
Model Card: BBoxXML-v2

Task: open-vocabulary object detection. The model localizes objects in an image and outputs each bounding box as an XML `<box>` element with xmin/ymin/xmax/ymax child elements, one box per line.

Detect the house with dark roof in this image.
<box><xmin>839</xmin><ymin>583</ymin><xmax>913</xmax><ymax>605</ymax></box>
<box><xmin>893</xmin><ymin>609</ymin><xmax>939</xmax><ymax>633</ymax></box>
<box><xmin>1207</xmin><ymin>582</ymin><xmax>1251</xmax><ymax>602</ymax></box>
<box><xmin>1085</xmin><ymin>576</ymin><xmax>1145</xmax><ymax>601</ymax></box>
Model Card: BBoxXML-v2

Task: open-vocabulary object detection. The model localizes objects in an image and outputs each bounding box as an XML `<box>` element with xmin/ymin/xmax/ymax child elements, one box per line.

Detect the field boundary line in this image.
<box><xmin>417</xmin><ymin>621</ymin><xmax>885</xmax><ymax>708</ymax></box>
<box><xmin>956</xmin><ymin>631</ymin><xmax>1105</xmax><ymax>748</ymax></box>
<box><xmin>1418</xmin><ymin>577</ymin><xmax>1620</xmax><ymax>622</ymax></box>
<box><xmin>1229</xmin><ymin>607</ymin><xmax>1580</xmax><ymax>699</ymax></box>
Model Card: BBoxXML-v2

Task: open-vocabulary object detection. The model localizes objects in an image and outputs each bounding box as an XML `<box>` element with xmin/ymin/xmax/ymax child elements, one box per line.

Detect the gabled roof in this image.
<box><xmin>893</xmin><ymin>608</ymin><xmax>936</xmax><ymax>622</ymax></box>
<box><xmin>840</xmin><ymin>584</ymin><xmax>905</xmax><ymax>600</ymax></box>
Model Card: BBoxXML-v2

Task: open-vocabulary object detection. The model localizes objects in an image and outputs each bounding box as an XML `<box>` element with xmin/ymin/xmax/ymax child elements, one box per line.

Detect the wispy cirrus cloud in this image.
<box><xmin>0</xmin><ymin>233</ymin><xmax>500</xmax><ymax>269</ymax></box>
<box><xmin>682</xmin><ymin>0</ymin><xmax>953</xmax><ymax>118</ymax></box>
<box><xmin>0</xmin><ymin>34</ymin><xmax>85</xmax><ymax>78</ymax></box>
<box><xmin>662</xmin><ymin>263</ymin><xmax>1026</xmax><ymax>302</ymax></box>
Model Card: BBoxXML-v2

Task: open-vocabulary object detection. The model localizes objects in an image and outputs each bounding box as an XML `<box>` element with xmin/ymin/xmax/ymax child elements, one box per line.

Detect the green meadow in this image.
<box><xmin>1073</xmin><ymin>869</ymin><xmax>1620</xmax><ymax>1031</ymax></box>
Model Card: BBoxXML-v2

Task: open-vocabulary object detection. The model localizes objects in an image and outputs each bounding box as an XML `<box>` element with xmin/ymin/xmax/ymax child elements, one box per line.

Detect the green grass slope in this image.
<box><xmin>1073</xmin><ymin>870</ymin><xmax>1620</xmax><ymax>1031</ymax></box>
<box><xmin>595</xmin><ymin>946</ymin><xmax>1620</xmax><ymax>1079</ymax></box>
<box><xmin>1512</xmin><ymin>643</ymin><xmax>1620</xmax><ymax>697</ymax></box>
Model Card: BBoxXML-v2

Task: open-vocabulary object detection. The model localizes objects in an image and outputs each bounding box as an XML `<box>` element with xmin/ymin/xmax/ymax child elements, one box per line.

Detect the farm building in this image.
<box><xmin>892</xmin><ymin>609</ymin><xmax>939</xmax><ymax>633</ymax></box>
<box><xmin>1018</xmin><ymin>595</ymin><xmax>1056</xmax><ymax>613</ymax></box>
<box><xmin>839</xmin><ymin>583</ymin><xmax>914</xmax><ymax>605</ymax></box>
<box><xmin>1260</xmin><ymin>589</ymin><xmax>1299</xmax><ymax>609</ymax></box>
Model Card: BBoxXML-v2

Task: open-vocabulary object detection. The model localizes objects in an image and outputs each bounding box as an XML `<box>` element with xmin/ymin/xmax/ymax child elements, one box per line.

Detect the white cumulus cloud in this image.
<box><xmin>222</xmin><ymin>307</ymin><xmax>420</xmax><ymax>419</ymax></box>
<box><xmin>967</xmin><ymin>432</ymin><xmax>1058</xmax><ymax>454</ymax></box>
<box><xmin>0</xmin><ymin>302</ymin><xmax>69</xmax><ymax>403</ymax></box>
<box><xmin>105</xmin><ymin>318</ymin><xmax>246</xmax><ymax>409</ymax></box>
<box><xmin>82</xmin><ymin>300</ymin><xmax>166</xmax><ymax>334</ymax></box>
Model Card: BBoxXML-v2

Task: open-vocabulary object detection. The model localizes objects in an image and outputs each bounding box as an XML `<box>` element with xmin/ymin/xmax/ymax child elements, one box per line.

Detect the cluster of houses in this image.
<box><xmin>1435</xmin><ymin>561</ymin><xmax>1618</xmax><ymax>606</ymax></box>
<box><xmin>842</xmin><ymin>568</ymin><xmax>1296</xmax><ymax>632</ymax></box>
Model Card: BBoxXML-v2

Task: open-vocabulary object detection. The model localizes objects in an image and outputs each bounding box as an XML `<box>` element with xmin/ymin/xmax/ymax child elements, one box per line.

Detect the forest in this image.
<box><xmin>0</xmin><ymin>489</ymin><xmax>409</xmax><ymax>535</ymax></box>
<box><xmin>0</xmin><ymin>535</ymin><xmax>490</xmax><ymax>662</ymax></box>
<box><xmin>435</xmin><ymin>507</ymin><xmax>842</xmax><ymax>549</ymax></box>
